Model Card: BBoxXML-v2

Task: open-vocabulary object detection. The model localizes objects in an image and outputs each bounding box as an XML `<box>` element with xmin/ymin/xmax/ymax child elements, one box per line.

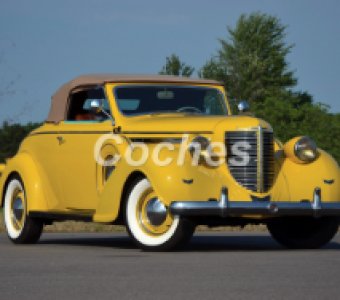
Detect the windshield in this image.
<box><xmin>114</xmin><ymin>86</ymin><xmax>227</xmax><ymax>116</ymax></box>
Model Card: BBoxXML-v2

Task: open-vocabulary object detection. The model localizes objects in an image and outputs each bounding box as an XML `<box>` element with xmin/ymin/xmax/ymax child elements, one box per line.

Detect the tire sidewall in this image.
<box><xmin>268</xmin><ymin>216</ymin><xmax>339</xmax><ymax>249</ymax></box>
<box><xmin>4</xmin><ymin>176</ymin><xmax>26</xmax><ymax>240</ymax></box>
<box><xmin>125</xmin><ymin>178</ymin><xmax>180</xmax><ymax>248</ymax></box>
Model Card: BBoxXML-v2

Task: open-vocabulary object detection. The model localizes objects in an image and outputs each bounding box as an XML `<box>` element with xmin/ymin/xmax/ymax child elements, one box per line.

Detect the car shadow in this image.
<box><xmin>39</xmin><ymin>234</ymin><xmax>136</xmax><ymax>250</ymax></box>
<box><xmin>182</xmin><ymin>235</ymin><xmax>340</xmax><ymax>252</ymax></box>
<box><xmin>38</xmin><ymin>233</ymin><xmax>340</xmax><ymax>252</ymax></box>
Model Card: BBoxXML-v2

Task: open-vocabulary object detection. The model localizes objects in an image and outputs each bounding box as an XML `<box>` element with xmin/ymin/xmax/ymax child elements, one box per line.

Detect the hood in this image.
<box><xmin>213</xmin><ymin>115</ymin><xmax>273</xmax><ymax>132</ymax></box>
<box><xmin>120</xmin><ymin>114</ymin><xmax>272</xmax><ymax>134</ymax></box>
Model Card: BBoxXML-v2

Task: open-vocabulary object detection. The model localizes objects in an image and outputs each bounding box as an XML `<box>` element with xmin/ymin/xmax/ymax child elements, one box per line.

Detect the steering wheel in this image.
<box><xmin>177</xmin><ymin>106</ymin><xmax>203</xmax><ymax>113</ymax></box>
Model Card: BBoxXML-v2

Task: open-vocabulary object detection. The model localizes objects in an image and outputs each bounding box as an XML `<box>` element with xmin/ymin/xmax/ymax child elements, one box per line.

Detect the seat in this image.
<box><xmin>75</xmin><ymin>113</ymin><xmax>96</xmax><ymax>121</ymax></box>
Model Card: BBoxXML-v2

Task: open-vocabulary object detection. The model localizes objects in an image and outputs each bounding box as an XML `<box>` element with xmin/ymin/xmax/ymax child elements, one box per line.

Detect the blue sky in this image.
<box><xmin>0</xmin><ymin>0</ymin><xmax>339</xmax><ymax>123</ymax></box>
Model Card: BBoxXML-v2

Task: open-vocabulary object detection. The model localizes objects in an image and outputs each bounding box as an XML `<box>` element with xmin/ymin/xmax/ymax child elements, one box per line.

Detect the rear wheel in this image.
<box><xmin>267</xmin><ymin>216</ymin><xmax>339</xmax><ymax>249</ymax></box>
<box><xmin>3</xmin><ymin>174</ymin><xmax>43</xmax><ymax>244</ymax></box>
<box><xmin>124</xmin><ymin>177</ymin><xmax>195</xmax><ymax>251</ymax></box>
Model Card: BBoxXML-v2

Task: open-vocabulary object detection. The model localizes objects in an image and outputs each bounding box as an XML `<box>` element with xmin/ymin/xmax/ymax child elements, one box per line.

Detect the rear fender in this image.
<box><xmin>0</xmin><ymin>152</ymin><xmax>48</xmax><ymax>211</ymax></box>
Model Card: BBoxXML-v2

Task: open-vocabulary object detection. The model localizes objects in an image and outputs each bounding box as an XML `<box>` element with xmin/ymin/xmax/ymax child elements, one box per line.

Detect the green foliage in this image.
<box><xmin>159</xmin><ymin>54</ymin><xmax>195</xmax><ymax>77</ymax></box>
<box><xmin>195</xmin><ymin>11</ymin><xmax>340</xmax><ymax>163</ymax></box>
<box><xmin>199</xmin><ymin>12</ymin><xmax>297</xmax><ymax>110</ymax></box>
<box><xmin>253</xmin><ymin>98</ymin><xmax>340</xmax><ymax>164</ymax></box>
<box><xmin>0</xmin><ymin>121</ymin><xmax>42</xmax><ymax>163</ymax></box>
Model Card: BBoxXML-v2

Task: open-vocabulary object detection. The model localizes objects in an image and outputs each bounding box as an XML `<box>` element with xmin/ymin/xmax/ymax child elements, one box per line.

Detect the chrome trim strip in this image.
<box><xmin>30</xmin><ymin>131</ymin><xmax>111</xmax><ymax>136</ymax></box>
<box><xmin>121</xmin><ymin>135</ymin><xmax>134</xmax><ymax>151</ymax></box>
<box><xmin>170</xmin><ymin>187</ymin><xmax>340</xmax><ymax>217</ymax></box>
<box><xmin>121</xmin><ymin>131</ymin><xmax>213</xmax><ymax>135</ymax></box>
<box><xmin>258</xmin><ymin>124</ymin><xmax>263</xmax><ymax>193</ymax></box>
<box><xmin>275</xmin><ymin>138</ymin><xmax>283</xmax><ymax>150</ymax></box>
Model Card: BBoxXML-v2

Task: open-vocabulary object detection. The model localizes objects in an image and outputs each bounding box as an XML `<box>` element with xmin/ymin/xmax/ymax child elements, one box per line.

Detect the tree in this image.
<box><xmin>159</xmin><ymin>54</ymin><xmax>195</xmax><ymax>77</ymax></box>
<box><xmin>199</xmin><ymin>52</ymin><xmax>269</xmax><ymax>112</ymax></box>
<box><xmin>292</xmin><ymin>91</ymin><xmax>313</xmax><ymax>108</ymax></box>
<box><xmin>0</xmin><ymin>121</ymin><xmax>42</xmax><ymax>163</ymax></box>
<box><xmin>252</xmin><ymin>97</ymin><xmax>340</xmax><ymax>164</ymax></box>
<box><xmin>199</xmin><ymin>12</ymin><xmax>297</xmax><ymax>108</ymax></box>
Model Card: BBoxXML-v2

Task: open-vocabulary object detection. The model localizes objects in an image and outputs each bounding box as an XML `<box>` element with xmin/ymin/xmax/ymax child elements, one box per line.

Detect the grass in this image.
<box><xmin>0</xmin><ymin>210</ymin><xmax>268</xmax><ymax>233</ymax></box>
<box><xmin>43</xmin><ymin>222</ymin><xmax>127</xmax><ymax>233</ymax></box>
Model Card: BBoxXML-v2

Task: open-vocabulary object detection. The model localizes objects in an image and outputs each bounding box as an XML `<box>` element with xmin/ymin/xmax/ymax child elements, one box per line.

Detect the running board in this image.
<box><xmin>29</xmin><ymin>211</ymin><xmax>93</xmax><ymax>222</ymax></box>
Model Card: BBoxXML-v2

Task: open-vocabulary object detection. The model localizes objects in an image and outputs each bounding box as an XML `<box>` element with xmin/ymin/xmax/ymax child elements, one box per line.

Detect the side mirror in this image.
<box><xmin>90</xmin><ymin>99</ymin><xmax>115</xmax><ymax>126</ymax></box>
<box><xmin>238</xmin><ymin>101</ymin><xmax>249</xmax><ymax>113</ymax></box>
<box><xmin>90</xmin><ymin>99</ymin><xmax>104</xmax><ymax>113</ymax></box>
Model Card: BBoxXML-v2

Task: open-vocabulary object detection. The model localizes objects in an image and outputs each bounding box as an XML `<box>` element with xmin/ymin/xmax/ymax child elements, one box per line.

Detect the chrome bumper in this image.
<box><xmin>170</xmin><ymin>187</ymin><xmax>340</xmax><ymax>218</ymax></box>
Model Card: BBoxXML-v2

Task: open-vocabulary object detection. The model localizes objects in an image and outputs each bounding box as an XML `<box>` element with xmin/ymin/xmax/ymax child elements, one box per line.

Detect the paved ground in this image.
<box><xmin>0</xmin><ymin>232</ymin><xmax>340</xmax><ymax>300</ymax></box>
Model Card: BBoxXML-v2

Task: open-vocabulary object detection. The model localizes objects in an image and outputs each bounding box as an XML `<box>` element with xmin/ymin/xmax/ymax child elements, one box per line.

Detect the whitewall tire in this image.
<box><xmin>124</xmin><ymin>177</ymin><xmax>195</xmax><ymax>251</ymax></box>
<box><xmin>3</xmin><ymin>175</ymin><xmax>43</xmax><ymax>244</ymax></box>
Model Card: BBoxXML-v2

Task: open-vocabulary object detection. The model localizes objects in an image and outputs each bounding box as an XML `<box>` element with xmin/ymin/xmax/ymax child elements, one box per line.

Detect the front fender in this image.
<box><xmin>0</xmin><ymin>152</ymin><xmax>48</xmax><ymax>211</ymax></box>
<box><xmin>282</xmin><ymin>149</ymin><xmax>340</xmax><ymax>203</ymax></box>
<box><xmin>93</xmin><ymin>144</ymin><xmax>223</xmax><ymax>223</ymax></box>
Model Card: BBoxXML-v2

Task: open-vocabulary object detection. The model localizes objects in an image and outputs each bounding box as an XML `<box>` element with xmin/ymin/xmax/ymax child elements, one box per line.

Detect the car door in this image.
<box><xmin>57</xmin><ymin>87</ymin><xmax>114</xmax><ymax>211</ymax></box>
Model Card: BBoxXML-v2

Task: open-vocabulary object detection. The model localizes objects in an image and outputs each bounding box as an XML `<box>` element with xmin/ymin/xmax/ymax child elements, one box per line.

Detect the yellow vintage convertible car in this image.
<box><xmin>1</xmin><ymin>74</ymin><xmax>340</xmax><ymax>251</ymax></box>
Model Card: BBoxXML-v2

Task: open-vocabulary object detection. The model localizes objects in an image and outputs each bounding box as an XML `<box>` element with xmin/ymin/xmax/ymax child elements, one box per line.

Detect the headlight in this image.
<box><xmin>294</xmin><ymin>137</ymin><xmax>317</xmax><ymax>162</ymax></box>
<box><xmin>188</xmin><ymin>136</ymin><xmax>211</xmax><ymax>164</ymax></box>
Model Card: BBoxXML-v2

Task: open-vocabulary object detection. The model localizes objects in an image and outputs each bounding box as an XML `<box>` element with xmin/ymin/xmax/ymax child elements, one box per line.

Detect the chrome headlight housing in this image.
<box><xmin>294</xmin><ymin>137</ymin><xmax>317</xmax><ymax>162</ymax></box>
<box><xmin>188</xmin><ymin>136</ymin><xmax>211</xmax><ymax>164</ymax></box>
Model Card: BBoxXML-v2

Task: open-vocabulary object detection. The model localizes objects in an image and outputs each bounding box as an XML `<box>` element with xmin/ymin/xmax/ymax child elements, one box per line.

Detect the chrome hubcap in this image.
<box><xmin>11</xmin><ymin>196</ymin><xmax>24</xmax><ymax>230</ymax></box>
<box><xmin>145</xmin><ymin>198</ymin><xmax>167</xmax><ymax>226</ymax></box>
<box><xmin>137</xmin><ymin>187</ymin><xmax>174</xmax><ymax>236</ymax></box>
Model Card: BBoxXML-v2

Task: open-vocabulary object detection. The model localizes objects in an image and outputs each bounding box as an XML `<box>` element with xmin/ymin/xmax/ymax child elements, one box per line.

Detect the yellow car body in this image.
<box><xmin>1</xmin><ymin>74</ymin><xmax>339</xmax><ymax>250</ymax></box>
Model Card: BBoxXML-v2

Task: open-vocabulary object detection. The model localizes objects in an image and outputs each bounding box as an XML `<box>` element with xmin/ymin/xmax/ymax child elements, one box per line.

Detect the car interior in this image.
<box><xmin>67</xmin><ymin>87</ymin><xmax>111</xmax><ymax>122</ymax></box>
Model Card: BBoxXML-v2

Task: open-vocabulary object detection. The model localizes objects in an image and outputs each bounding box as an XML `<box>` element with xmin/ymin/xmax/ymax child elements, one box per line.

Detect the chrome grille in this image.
<box><xmin>225</xmin><ymin>130</ymin><xmax>274</xmax><ymax>193</ymax></box>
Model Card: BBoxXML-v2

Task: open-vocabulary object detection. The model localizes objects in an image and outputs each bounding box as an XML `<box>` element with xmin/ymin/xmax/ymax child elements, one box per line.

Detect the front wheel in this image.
<box><xmin>3</xmin><ymin>174</ymin><xmax>43</xmax><ymax>244</ymax></box>
<box><xmin>267</xmin><ymin>216</ymin><xmax>339</xmax><ymax>249</ymax></box>
<box><xmin>124</xmin><ymin>177</ymin><xmax>195</xmax><ymax>251</ymax></box>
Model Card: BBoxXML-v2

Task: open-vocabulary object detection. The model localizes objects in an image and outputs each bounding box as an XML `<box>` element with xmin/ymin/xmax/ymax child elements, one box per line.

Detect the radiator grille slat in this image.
<box><xmin>226</xmin><ymin>130</ymin><xmax>274</xmax><ymax>193</ymax></box>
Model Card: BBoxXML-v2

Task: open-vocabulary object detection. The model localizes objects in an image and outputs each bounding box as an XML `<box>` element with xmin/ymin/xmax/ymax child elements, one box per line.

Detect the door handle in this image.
<box><xmin>57</xmin><ymin>136</ymin><xmax>64</xmax><ymax>143</ymax></box>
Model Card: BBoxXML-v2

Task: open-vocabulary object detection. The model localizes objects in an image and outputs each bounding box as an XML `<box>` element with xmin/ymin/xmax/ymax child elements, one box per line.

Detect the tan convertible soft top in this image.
<box><xmin>46</xmin><ymin>74</ymin><xmax>223</xmax><ymax>123</ymax></box>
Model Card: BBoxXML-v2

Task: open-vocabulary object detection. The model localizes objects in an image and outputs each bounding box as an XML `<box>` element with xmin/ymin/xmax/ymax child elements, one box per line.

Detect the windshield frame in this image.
<box><xmin>113</xmin><ymin>85</ymin><xmax>229</xmax><ymax>117</ymax></box>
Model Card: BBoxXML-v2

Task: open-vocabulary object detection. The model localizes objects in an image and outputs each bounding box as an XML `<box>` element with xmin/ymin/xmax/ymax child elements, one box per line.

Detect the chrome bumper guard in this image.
<box><xmin>170</xmin><ymin>187</ymin><xmax>340</xmax><ymax>218</ymax></box>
